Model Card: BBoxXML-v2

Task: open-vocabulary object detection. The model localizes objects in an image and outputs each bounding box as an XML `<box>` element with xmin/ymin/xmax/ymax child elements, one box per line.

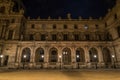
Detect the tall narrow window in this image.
<box><xmin>50</xmin><ymin>50</ymin><xmax>57</xmax><ymax>62</ymax></box>
<box><xmin>63</xmin><ymin>34</ymin><xmax>68</xmax><ymax>41</ymax></box>
<box><xmin>31</xmin><ymin>24</ymin><xmax>35</xmax><ymax>29</ymax></box>
<box><xmin>29</xmin><ymin>34</ymin><xmax>34</xmax><ymax>40</ymax></box>
<box><xmin>8</xmin><ymin>30</ymin><xmax>13</xmax><ymax>40</ymax></box>
<box><xmin>98</xmin><ymin>34</ymin><xmax>102</xmax><ymax>41</ymax></box>
<box><xmin>85</xmin><ymin>34</ymin><xmax>90</xmax><ymax>40</ymax></box>
<box><xmin>74</xmin><ymin>34</ymin><xmax>79</xmax><ymax>41</ymax></box>
<box><xmin>52</xmin><ymin>34</ymin><xmax>57</xmax><ymax>41</ymax></box>
<box><xmin>41</xmin><ymin>34</ymin><xmax>46</xmax><ymax>41</ymax></box>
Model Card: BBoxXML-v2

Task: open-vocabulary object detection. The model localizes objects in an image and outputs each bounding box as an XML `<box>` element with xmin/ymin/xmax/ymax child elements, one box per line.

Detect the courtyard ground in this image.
<box><xmin>0</xmin><ymin>69</ymin><xmax>120</xmax><ymax>80</ymax></box>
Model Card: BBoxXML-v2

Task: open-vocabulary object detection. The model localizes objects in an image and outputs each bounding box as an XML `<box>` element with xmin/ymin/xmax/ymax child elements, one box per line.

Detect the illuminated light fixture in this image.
<box><xmin>112</xmin><ymin>55</ymin><xmax>115</xmax><ymax>58</ymax></box>
<box><xmin>0</xmin><ymin>54</ymin><xmax>3</xmax><ymax>58</ymax></box>
<box><xmin>41</xmin><ymin>55</ymin><xmax>44</xmax><ymax>58</ymax></box>
<box><xmin>94</xmin><ymin>55</ymin><xmax>97</xmax><ymax>58</ymax></box>
<box><xmin>59</xmin><ymin>55</ymin><xmax>62</xmax><ymax>58</ymax></box>
<box><xmin>77</xmin><ymin>55</ymin><xmax>79</xmax><ymax>58</ymax></box>
<box><xmin>23</xmin><ymin>55</ymin><xmax>27</xmax><ymax>58</ymax></box>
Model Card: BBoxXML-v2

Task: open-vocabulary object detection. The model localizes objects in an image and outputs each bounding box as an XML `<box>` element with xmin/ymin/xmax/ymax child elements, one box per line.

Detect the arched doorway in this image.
<box><xmin>21</xmin><ymin>48</ymin><xmax>31</xmax><ymax>63</ymax></box>
<box><xmin>35</xmin><ymin>48</ymin><xmax>44</xmax><ymax>64</ymax></box>
<box><xmin>62</xmin><ymin>48</ymin><xmax>71</xmax><ymax>65</ymax></box>
<box><xmin>49</xmin><ymin>48</ymin><xmax>58</xmax><ymax>65</ymax></box>
<box><xmin>102</xmin><ymin>48</ymin><xmax>112</xmax><ymax>67</ymax></box>
<box><xmin>76</xmin><ymin>48</ymin><xmax>85</xmax><ymax>62</ymax></box>
<box><xmin>89</xmin><ymin>48</ymin><xmax>98</xmax><ymax>62</ymax></box>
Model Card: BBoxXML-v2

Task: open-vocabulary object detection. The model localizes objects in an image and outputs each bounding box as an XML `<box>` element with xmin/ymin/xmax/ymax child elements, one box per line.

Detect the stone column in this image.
<box><xmin>30</xmin><ymin>45</ymin><xmax>35</xmax><ymax>68</ymax></box>
<box><xmin>84</xmin><ymin>46</ymin><xmax>90</xmax><ymax>68</ymax></box>
<box><xmin>44</xmin><ymin>46</ymin><xmax>49</xmax><ymax>68</ymax></box>
<box><xmin>97</xmin><ymin>46</ymin><xmax>104</xmax><ymax>68</ymax></box>
<box><xmin>84</xmin><ymin>46</ymin><xmax>90</xmax><ymax>62</ymax></box>
<box><xmin>17</xmin><ymin>45</ymin><xmax>22</xmax><ymax>68</ymax></box>
<box><xmin>71</xmin><ymin>47</ymin><xmax>76</xmax><ymax>69</ymax></box>
<box><xmin>58</xmin><ymin>46</ymin><xmax>62</xmax><ymax>62</ymax></box>
<box><xmin>58</xmin><ymin>46</ymin><xmax>62</xmax><ymax>68</ymax></box>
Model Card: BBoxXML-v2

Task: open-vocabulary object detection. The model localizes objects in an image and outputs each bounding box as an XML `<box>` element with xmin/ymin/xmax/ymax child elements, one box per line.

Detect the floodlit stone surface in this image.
<box><xmin>0</xmin><ymin>70</ymin><xmax>120</xmax><ymax>80</ymax></box>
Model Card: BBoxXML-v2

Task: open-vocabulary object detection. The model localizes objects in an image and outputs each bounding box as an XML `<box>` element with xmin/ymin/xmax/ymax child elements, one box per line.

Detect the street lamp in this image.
<box><xmin>112</xmin><ymin>54</ymin><xmax>116</xmax><ymax>69</ymax></box>
<box><xmin>76</xmin><ymin>55</ymin><xmax>80</xmax><ymax>69</ymax></box>
<box><xmin>93</xmin><ymin>54</ymin><xmax>97</xmax><ymax>69</ymax></box>
<box><xmin>0</xmin><ymin>54</ymin><xmax>3</xmax><ymax>67</ymax></box>
<box><xmin>23</xmin><ymin>54</ymin><xmax>27</xmax><ymax>69</ymax></box>
<box><xmin>59</xmin><ymin>55</ymin><xmax>62</xmax><ymax>69</ymax></box>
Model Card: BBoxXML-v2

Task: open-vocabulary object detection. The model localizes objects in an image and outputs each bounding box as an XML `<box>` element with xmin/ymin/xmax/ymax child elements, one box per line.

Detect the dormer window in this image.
<box><xmin>53</xmin><ymin>24</ymin><xmax>56</xmax><ymax>29</ymax></box>
<box><xmin>95</xmin><ymin>24</ymin><xmax>99</xmax><ymax>29</ymax></box>
<box><xmin>74</xmin><ymin>24</ymin><xmax>78</xmax><ymax>29</ymax></box>
<box><xmin>64</xmin><ymin>24</ymin><xmax>67</xmax><ymax>29</ymax></box>
<box><xmin>31</xmin><ymin>24</ymin><xmax>35</xmax><ymax>29</ymax></box>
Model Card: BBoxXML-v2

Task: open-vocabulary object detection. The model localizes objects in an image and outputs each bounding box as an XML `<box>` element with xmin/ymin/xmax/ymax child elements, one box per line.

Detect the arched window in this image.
<box><xmin>62</xmin><ymin>48</ymin><xmax>71</xmax><ymax>65</ymax></box>
<box><xmin>35</xmin><ymin>48</ymin><xmax>44</xmax><ymax>63</ymax></box>
<box><xmin>89</xmin><ymin>48</ymin><xmax>98</xmax><ymax>62</ymax></box>
<box><xmin>49</xmin><ymin>48</ymin><xmax>58</xmax><ymax>64</ymax></box>
<box><xmin>102</xmin><ymin>48</ymin><xmax>112</xmax><ymax>64</ymax></box>
<box><xmin>76</xmin><ymin>48</ymin><xmax>85</xmax><ymax>62</ymax></box>
<box><xmin>21</xmin><ymin>48</ymin><xmax>31</xmax><ymax>63</ymax></box>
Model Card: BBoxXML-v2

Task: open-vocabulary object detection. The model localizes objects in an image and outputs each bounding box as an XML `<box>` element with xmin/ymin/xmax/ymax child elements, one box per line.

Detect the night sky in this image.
<box><xmin>21</xmin><ymin>0</ymin><xmax>115</xmax><ymax>19</ymax></box>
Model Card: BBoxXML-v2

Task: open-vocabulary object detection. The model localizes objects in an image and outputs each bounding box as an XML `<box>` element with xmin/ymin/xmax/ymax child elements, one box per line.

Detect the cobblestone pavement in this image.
<box><xmin>0</xmin><ymin>69</ymin><xmax>120</xmax><ymax>80</ymax></box>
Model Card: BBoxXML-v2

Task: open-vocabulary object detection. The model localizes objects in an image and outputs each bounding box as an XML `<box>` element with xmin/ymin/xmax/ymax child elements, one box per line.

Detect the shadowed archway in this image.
<box><xmin>76</xmin><ymin>48</ymin><xmax>85</xmax><ymax>62</ymax></box>
<box><xmin>62</xmin><ymin>48</ymin><xmax>71</xmax><ymax>65</ymax></box>
<box><xmin>35</xmin><ymin>48</ymin><xmax>44</xmax><ymax>64</ymax></box>
<box><xmin>21</xmin><ymin>48</ymin><xmax>31</xmax><ymax>63</ymax></box>
<box><xmin>89</xmin><ymin>48</ymin><xmax>98</xmax><ymax>62</ymax></box>
<box><xmin>102</xmin><ymin>48</ymin><xmax>112</xmax><ymax>67</ymax></box>
<box><xmin>49</xmin><ymin>48</ymin><xmax>58</xmax><ymax>65</ymax></box>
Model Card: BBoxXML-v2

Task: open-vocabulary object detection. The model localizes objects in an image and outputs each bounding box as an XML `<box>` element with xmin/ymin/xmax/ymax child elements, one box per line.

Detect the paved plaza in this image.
<box><xmin>0</xmin><ymin>69</ymin><xmax>120</xmax><ymax>80</ymax></box>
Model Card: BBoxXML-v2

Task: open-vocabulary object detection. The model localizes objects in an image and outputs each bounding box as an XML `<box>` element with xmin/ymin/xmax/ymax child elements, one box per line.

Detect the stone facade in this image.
<box><xmin>0</xmin><ymin>0</ymin><xmax>120</xmax><ymax>69</ymax></box>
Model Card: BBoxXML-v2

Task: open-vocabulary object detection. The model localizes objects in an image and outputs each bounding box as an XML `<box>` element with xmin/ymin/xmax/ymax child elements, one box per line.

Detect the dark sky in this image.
<box><xmin>21</xmin><ymin>0</ymin><xmax>115</xmax><ymax>19</ymax></box>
